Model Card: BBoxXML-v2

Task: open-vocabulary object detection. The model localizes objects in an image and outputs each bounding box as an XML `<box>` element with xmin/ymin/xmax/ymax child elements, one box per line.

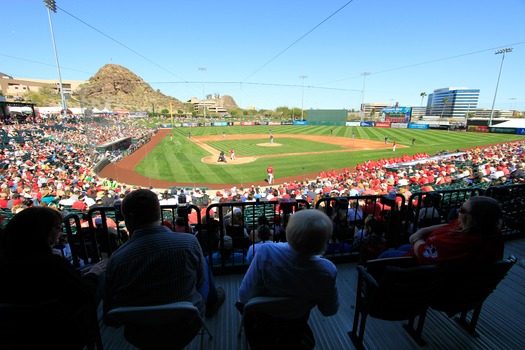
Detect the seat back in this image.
<box><xmin>226</xmin><ymin>225</ymin><xmax>249</xmax><ymax>250</ymax></box>
<box><xmin>431</xmin><ymin>257</ymin><xmax>516</xmax><ymax>316</ymax></box>
<box><xmin>363</xmin><ymin>264</ymin><xmax>445</xmax><ymax>321</ymax></box>
<box><xmin>107</xmin><ymin>302</ymin><xmax>206</xmax><ymax>350</ymax></box>
<box><xmin>243</xmin><ymin>296</ymin><xmax>315</xmax><ymax>320</ymax></box>
<box><xmin>241</xmin><ymin>296</ymin><xmax>317</xmax><ymax>350</ymax></box>
<box><xmin>194</xmin><ymin>224</ymin><xmax>219</xmax><ymax>256</ymax></box>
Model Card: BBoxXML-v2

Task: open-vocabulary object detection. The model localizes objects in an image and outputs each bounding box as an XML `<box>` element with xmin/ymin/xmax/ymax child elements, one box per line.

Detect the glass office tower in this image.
<box><xmin>426</xmin><ymin>87</ymin><xmax>479</xmax><ymax>118</ymax></box>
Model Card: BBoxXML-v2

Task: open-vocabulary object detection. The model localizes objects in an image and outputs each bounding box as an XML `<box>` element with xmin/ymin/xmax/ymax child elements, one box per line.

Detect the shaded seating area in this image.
<box><xmin>237</xmin><ymin>296</ymin><xmax>317</xmax><ymax>350</ymax></box>
<box><xmin>0</xmin><ymin>298</ymin><xmax>103</xmax><ymax>350</ymax></box>
<box><xmin>350</xmin><ymin>257</ymin><xmax>446</xmax><ymax>349</ymax></box>
<box><xmin>350</xmin><ymin>255</ymin><xmax>517</xmax><ymax>349</ymax></box>
<box><xmin>107</xmin><ymin>302</ymin><xmax>212</xmax><ymax>350</ymax></box>
<box><xmin>424</xmin><ymin>256</ymin><xmax>517</xmax><ymax>336</ymax></box>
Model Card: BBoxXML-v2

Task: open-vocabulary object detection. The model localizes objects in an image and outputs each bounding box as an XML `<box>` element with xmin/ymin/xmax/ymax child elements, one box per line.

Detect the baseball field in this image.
<box><xmin>99</xmin><ymin>125</ymin><xmax>524</xmax><ymax>189</ymax></box>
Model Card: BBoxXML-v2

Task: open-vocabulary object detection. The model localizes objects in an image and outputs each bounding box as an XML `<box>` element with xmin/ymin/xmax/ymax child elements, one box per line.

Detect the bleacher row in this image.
<box><xmin>52</xmin><ymin>183</ymin><xmax>525</xmax><ymax>275</ymax></box>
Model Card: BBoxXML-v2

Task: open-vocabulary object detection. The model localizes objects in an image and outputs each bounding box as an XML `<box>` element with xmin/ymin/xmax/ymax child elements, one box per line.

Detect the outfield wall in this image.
<box><xmin>307</xmin><ymin>109</ymin><xmax>348</xmax><ymax>126</ymax></box>
<box><xmin>157</xmin><ymin>120</ymin><xmax>524</xmax><ymax>135</ymax></box>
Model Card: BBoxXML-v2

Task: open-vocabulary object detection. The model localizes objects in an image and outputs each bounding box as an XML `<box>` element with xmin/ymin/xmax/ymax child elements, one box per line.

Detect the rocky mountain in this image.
<box><xmin>219</xmin><ymin>95</ymin><xmax>239</xmax><ymax>111</ymax></box>
<box><xmin>77</xmin><ymin>64</ymin><xmax>238</xmax><ymax>113</ymax></box>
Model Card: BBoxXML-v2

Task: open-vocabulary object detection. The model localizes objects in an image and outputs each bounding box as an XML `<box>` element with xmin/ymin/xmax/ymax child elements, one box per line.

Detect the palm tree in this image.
<box><xmin>440</xmin><ymin>97</ymin><xmax>449</xmax><ymax>118</ymax></box>
<box><xmin>420</xmin><ymin>92</ymin><xmax>427</xmax><ymax>106</ymax></box>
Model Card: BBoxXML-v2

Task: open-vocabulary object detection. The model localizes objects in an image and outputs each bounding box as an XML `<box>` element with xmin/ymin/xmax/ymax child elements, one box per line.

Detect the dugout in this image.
<box><xmin>307</xmin><ymin>109</ymin><xmax>348</xmax><ymax>126</ymax></box>
<box><xmin>97</xmin><ymin>137</ymin><xmax>132</xmax><ymax>152</ymax></box>
<box><xmin>0</xmin><ymin>101</ymin><xmax>37</xmax><ymax>124</ymax></box>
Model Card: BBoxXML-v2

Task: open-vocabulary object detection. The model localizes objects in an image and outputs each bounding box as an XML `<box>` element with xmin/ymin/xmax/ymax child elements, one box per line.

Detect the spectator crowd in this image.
<box><xmin>0</xmin><ymin>114</ymin><xmax>523</xmax><ymax>223</ymax></box>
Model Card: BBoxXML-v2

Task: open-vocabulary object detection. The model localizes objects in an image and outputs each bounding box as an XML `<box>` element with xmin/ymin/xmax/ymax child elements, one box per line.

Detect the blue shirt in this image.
<box><xmin>239</xmin><ymin>243</ymin><xmax>339</xmax><ymax>317</ymax></box>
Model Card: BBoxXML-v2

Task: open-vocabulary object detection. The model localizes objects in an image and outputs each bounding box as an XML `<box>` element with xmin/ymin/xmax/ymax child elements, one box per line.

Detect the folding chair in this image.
<box><xmin>428</xmin><ymin>255</ymin><xmax>516</xmax><ymax>336</ymax></box>
<box><xmin>107</xmin><ymin>301</ymin><xmax>212</xmax><ymax>350</ymax></box>
<box><xmin>349</xmin><ymin>259</ymin><xmax>445</xmax><ymax>349</ymax></box>
<box><xmin>237</xmin><ymin>296</ymin><xmax>316</xmax><ymax>350</ymax></box>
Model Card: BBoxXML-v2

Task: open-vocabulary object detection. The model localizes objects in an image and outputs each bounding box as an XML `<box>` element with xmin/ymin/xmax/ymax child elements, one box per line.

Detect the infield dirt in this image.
<box><xmin>99</xmin><ymin>129</ymin><xmax>399</xmax><ymax>189</ymax></box>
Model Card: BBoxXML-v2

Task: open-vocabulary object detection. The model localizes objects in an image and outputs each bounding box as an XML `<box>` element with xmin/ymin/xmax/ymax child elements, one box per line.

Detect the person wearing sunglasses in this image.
<box><xmin>380</xmin><ymin>196</ymin><xmax>504</xmax><ymax>267</ymax></box>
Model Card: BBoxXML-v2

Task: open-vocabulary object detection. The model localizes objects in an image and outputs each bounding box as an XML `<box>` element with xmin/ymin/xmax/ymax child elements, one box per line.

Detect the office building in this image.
<box><xmin>426</xmin><ymin>87</ymin><xmax>479</xmax><ymax>119</ymax></box>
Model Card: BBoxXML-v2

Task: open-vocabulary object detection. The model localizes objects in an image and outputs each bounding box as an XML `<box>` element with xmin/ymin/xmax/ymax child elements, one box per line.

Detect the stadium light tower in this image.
<box><xmin>198</xmin><ymin>67</ymin><xmax>206</xmax><ymax>118</ymax></box>
<box><xmin>300</xmin><ymin>75</ymin><xmax>307</xmax><ymax>121</ymax></box>
<box><xmin>44</xmin><ymin>0</ymin><xmax>68</xmax><ymax>119</ymax></box>
<box><xmin>361</xmin><ymin>72</ymin><xmax>370</xmax><ymax>122</ymax></box>
<box><xmin>489</xmin><ymin>48</ymin><xmax>512</xmax><ymax>127</ymax></box>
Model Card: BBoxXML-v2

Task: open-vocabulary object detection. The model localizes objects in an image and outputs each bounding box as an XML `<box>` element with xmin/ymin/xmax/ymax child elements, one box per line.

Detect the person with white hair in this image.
<box><xmin>238</xmin><ymin>209</ymin><xmax>339</xmax><ymax>348</ymax></box>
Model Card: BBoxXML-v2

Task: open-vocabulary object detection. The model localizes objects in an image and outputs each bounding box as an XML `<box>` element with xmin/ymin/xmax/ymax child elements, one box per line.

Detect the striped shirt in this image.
<box><xmin>104</xmin><ymin>224</ymin><xmax>206</xmax><ymax>315</ymax></box>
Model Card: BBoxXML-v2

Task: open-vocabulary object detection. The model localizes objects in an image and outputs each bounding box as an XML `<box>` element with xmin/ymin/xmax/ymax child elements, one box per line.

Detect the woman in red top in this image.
<box><xmin>381</xmin><ymin>196</ymin><xmax>504</xmax><ymax>267</ymax></box>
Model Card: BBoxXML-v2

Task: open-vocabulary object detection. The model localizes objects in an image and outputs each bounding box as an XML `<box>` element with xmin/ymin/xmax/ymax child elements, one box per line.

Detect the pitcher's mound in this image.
<box><xmin>257</xmin><ymin>143</ymin><xmax>281</xmax><ymax>147</ymax></box>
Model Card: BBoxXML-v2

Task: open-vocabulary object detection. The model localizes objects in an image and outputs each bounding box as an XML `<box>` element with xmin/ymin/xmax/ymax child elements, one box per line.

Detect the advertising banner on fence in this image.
<box><xmin>516</xmin><ymin>128</ymin><xmax>525</xmax><ymax>135</ymax></box>
<box><xmin>375</xmin><ymin>121</ymin><xmax>391</xmax><ymax>128</ymax></box>
<box><xmin>408</xmin><ymin>123</ymin><xmax>428</xmax><ymax>129</ymax></box>
<box><xmin>428</xmin><ymin>124</ymin><xmax>449</xmax><ymax>130</ymax></box>
<box><xmin>182</xmin><ymin>122</ymin><xmax>198</xmax><ymax>127</ymax></box>
<box><xmin>281</xmin><ymin>121</ymin><xmax>294</xmax><ymax>125</ymax></box>
<box><xmin>489</xmin><ymin>127</ymin><xmax>517</xmax><ymax>134</ymax></box>
<box><xmin>360</xmin><ymin>121</ymin><xmax>375</xmax><ymax>127</ymax></box>
<box><xmin>391</xmin><ymin>123</ymin><xmax>408</xmax><ymax>129</ymax></box>
<box><xmin>269</xmin><ymin>121</ymin><xmax>282</xmax><ymax>126</ymax></box>
<box><xmin>346</xmin><ymin>122</ymin><xmax>361</xmax><ymax>127</ymax></box>
<box><xmin>294</xmin><ymin>120</ymin><xmax>308</xmax><ymax>125</ymax></box>
<box><xmin>241</xmin><ymin>121</ymin><xmax>255</xmax><ymax>126</ymax></box>
<box><xmin>213</xmin><ymin>122</ymin><xmax>229</xmax><ymax>127</ymax></box>
<box><xmin>468</xmin><ymin>126</ymin><xmax>489</xmax><ymax>133</ymax></box>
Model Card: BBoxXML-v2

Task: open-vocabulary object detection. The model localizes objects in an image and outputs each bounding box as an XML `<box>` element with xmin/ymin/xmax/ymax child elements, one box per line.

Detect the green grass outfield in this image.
<box><xmin>134</xmin><ymin>125</ymin><xmax>524</xmax><ymax>185</ymax></box>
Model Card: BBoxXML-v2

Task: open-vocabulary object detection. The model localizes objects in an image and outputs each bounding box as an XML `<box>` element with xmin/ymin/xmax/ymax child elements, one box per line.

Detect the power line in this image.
<box><xmin>148</xmin><ymin>80</ymin><xmax>362</xmax><ymax>92</ymax></box>
<box><xmin>241</xmin><ymin>0</ymin><xmax>356</xmax><ymax>82</ymax></box>
<box><xmin>316</xmin><ymin>41</ymin><xmax>525</xmax><ymax>86</ymax></box>
<box><xmin>0</xmin><ymin>53</ymin><xmax>92</xmax><ymax>75</ymax></box>
<box><xmin>56</xmin><ymin>5</ymin><xmax>188</xmax><ymax>83</ymax></box>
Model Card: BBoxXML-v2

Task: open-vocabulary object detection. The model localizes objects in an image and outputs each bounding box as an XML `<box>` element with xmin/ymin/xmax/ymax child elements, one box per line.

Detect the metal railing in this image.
<box><xmin>59</xmin><ymin>184</ymin><xmax>525</xmax><ymax>273</ymax></box>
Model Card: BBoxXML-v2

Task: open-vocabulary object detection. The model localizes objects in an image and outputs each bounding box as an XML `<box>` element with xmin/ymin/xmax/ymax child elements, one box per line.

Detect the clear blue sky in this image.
<box><xmin>2</xmin><ymin>0</ymin><xmax>524</xmax><ymax>111</ymax></box>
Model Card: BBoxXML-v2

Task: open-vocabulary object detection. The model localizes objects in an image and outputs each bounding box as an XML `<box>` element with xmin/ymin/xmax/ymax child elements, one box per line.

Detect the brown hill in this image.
<box><xmin>220</xmin><ymin>95</ymin><xmax>239</xmax><ymax>111</ymax></box>
<box><xmin>77</xmin><ymin>64</ymin><xmax>238</xmax><ymax>113</ymax></box>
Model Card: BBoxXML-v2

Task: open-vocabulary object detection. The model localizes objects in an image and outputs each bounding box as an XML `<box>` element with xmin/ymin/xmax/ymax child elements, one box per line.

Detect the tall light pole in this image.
<box><xmin>489</xmin><ymin>48</ymin><xmax>512</xmax><ymax>127</ymax></box>
<box><xmin>44</xmin><ymin>0</ymin><xmax>67</xmax><ymax>119</ymax></box>
<box><xmin>198</xmin><ymin>67</ymin><xmax>206</xmax><ymax>118</ymax></box>
<box><xmin>300</xmin><ymin>75</ymin><xmax>307</xmax><ymax>121</ymax></box>
<box><xmin>509</xmin><ymin>97</ymin><xmax>517</xmax><ymax>110</ymax></box>
<box><xmin>465</xmin><ymin>102</ymin><xmax>472</xmax><ymax>119</ymax></box>
<box><xmin>361</xmin><ymin>72</ymin><xmax>370</xmax><ymax>122</ymax></box>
